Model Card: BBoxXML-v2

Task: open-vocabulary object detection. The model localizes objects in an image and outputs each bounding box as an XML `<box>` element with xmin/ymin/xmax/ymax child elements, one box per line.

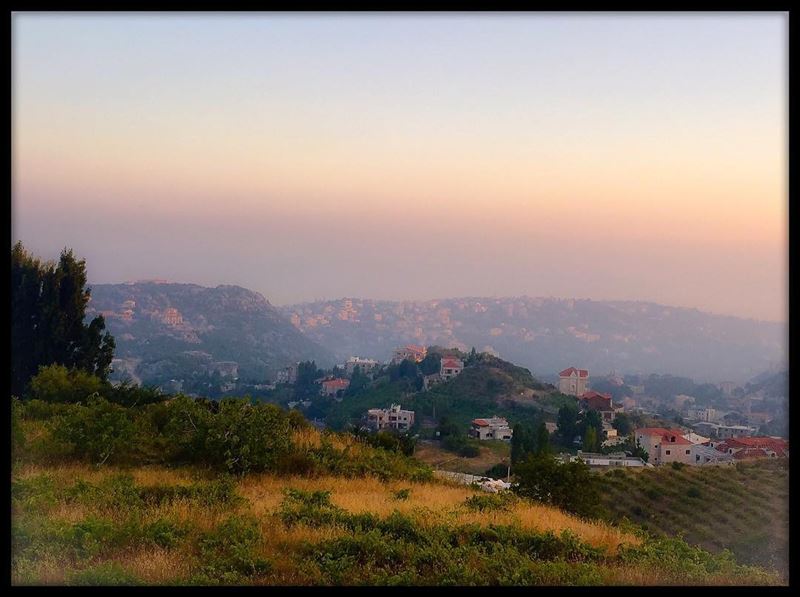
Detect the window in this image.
<box><xmin>665</xmin><ymin>450</ymin><xmax>671</xmax><ymax>455</ymax></box>
<box><xmin>685</xmin><ymin>450</ymin><xmax>690</xmax><ymax>455</ymax></box>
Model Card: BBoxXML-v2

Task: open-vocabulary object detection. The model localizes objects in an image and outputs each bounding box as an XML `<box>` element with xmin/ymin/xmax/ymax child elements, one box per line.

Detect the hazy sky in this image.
<box><xmin>12</xmin><ymin>12</ymin><xmax>787</xmax><ymax>322</ymax></box>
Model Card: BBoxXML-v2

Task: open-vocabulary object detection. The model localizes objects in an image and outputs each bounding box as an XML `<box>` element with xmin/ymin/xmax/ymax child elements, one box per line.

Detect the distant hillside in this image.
<box><xmin>86</xmin><ymin>282</ymin><xmax>334</xmax><ymax>385</ymax></box>
<box><xmin>281</xmin><ymin>297</ymin><xmax>786</xmax><ymax>383</ymax></box>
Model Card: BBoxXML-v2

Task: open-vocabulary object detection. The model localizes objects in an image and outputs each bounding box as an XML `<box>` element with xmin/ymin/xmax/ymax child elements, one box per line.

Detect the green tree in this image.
<box><xmin>28</xmin><ymin>364</ymin><xmax>104</xmax><ymax>404</ymax></box>
<box><xmin>612</xmin><ymin>412</ymin><xmax>632</xmax><ymax>436</ymax></box>
<box><xmin>419</xmin><ymin>353</ymin><xmax>441</xmax><ymax>376</ymax></box>
<box><xmin>346</xmin><ymin>365</ymin><xmax>370</xmax><ymax>396</ymax></box>
<box><xmin>556</xmin><ymin>403</ymin><xmax>579</xmax><ymax>444</ymax></box>
<box><xmin>582</xmin><ymin>426</ymin><xmax>599</xmax><ymax>452</ymax></box>
<box><xmin>511</xmin><ymin>422</ymin><xmax>537</xmax><ymax>464</ymax></box>
<box><xmin>294</xmin><ymin>361</ymin><xmax>321</xmax><ymax>400</ymax></box>
<box><xmin>11</xmin><ymin>243</ymin><xmax>115</xmax><ymax>396</ymax></box>
<box><xmin>535</xmin><ymin>421</ymin><xmax>551</xmax><ymax>456</ymax></box>
<box><xmin>513</xmin><ymin>453</ymin><xmax>602</xmax><ymax>518</ymax></box>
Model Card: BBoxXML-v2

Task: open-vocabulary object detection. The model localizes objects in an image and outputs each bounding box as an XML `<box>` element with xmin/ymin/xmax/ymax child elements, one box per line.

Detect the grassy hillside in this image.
<box><xmin>12</xmin><ymin>402</ymin><xmax>784</xmax><ymax>586</ymax></box>
<box><xmin>597</xmin><ymin>460</ymin><xmax>789</xmax><ymax>580</ymax></box>
<box><xmin>12</xmin><ymin>457</ymin><xmax>780</xmax><ymax>586</ymax></box>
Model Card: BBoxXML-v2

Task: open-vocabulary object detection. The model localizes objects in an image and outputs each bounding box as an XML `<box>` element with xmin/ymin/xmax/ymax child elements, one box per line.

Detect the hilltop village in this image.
<box><xmin>259</xmin><ymin>345</ymin><xmax>788</xmax><ymax>476</ymax></box>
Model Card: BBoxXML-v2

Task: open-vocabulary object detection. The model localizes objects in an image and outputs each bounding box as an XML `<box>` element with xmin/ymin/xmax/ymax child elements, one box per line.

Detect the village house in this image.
<box><xmin>580</xmin><ymin>390</ymin><xmax>620</xmax><ymax>422</ymax></box>
<box><xmin>570</xmin><ymin>451</ymin><xmax>649</xmax><ymax>468</ymax></box>
<box><xmin>690</xmin><ymin>444</ymin><xmax>735</xmax><ymax>466</ymax></box>
<box><xmin>558</xmin><ymin>367</ymin><xmax>589</xmax><ymax>396</ymax></box>
<box><xmin>344</xmin><ymin>356</ymin><xmax>380</xmax><ymax>377</ymax></box>
<box><xmin>212</xmin><ymin>361</ymin><xmax>239</xmax><ymax>378</ymax></box>
<box><xmin>276</xmin><ymin>363</ymin><xmax>299</xmax><ymax>385</ymax></box>
<box><xmin>713</xmin><ymin>437</ymin><xmax>789</xmax><ymax>460</ymax></box>
<box><xmin>365</xmin><ymin>404</ymin><xmax>415</xmax><ymax>432</ymax></box>
<box><xmin>469</xmin><ymin>417</ymin><xmax>513</xmax><ymax>441</ymax></box>
<box><xmin>161</xmin><ymin>307</ymin><xmax>183</xmax><ymax>326</ymax></box>
<box><xmin>320</xmin><ymin>378</ymin><xmax>350</xmax><ymax>397</ymax></box>
<box><xmin>392</xmin><ymin>344</ymin><xmax>428</xmax><ymax>364</ymax></box>
<box><xmin>440</xmin><ymin>357</ymin><xmax>464</xmax><ymax>381</ymax></box>
<box><xmin>686</xmin><ymin>407</ymin><xmax>718</xmax><ymax>423</ymax></box>
<box><xmin>422</xmin><ymin>373</ymin><xmax>442</xmax><ymax>391</ymax></box>
<box><xmin>634</xmin><ymin>427</ymin><xmax>695</xmax><ymax>466</ymax></box>
<box><xmin>692</xmin><ymin>422</ymin><xmax>757</xmax><ymax>439</ymax></box>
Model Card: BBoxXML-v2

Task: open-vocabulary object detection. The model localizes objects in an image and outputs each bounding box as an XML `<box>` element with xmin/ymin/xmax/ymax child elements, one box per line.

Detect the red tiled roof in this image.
<box><xmin>472</xmin><ymin>419</ymin><xmax>489</xmax><ymax>427</ymax></box>
<box><xmin>441</xmin><ymin>357</ymin><xmax>463</xmax><ymax>369</ymax></box>
<box><xmin>559</xmin><ymin>367</ymin><xmax>589</xmax><ymax>378</ymax></box>
<box><xmin>635</xmin><ymin>428</ymin><xmax>693</xmax><ymax>445</ymax></box>
<box><xmin>323</xmin><ymin>378</ymin><xmax>350</xmax><ymax>390</ymax></box>
<box><xmin>581</xmin><ymin>390</ymin><xmax>612</xmax><ymax>401</ymax></box>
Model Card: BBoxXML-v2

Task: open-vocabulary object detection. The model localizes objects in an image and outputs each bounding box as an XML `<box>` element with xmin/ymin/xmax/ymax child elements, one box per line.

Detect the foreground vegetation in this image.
<box><xmin>13</xmin><ymin>459</ymin><xmax>781</xmax><ymax>586</ymax></box>
<box><xmin>12</xmin><ymin>401</ymin><xmax>784</xmax><ymax>586</ymax></box>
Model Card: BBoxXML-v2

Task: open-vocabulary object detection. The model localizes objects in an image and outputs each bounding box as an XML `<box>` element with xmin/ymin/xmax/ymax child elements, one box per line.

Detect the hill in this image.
<box><xmin>86</xmin><ymin>282</ymin><xmax>335</xmax><ymax>387</ymax></box>
<box><xmin>309</xmin><ymin>351</ymin><xmax>556</xmax><ymax>432</ymax></box>
<box><xmin>597</xmin><ymin>460</ymin><xmax>789</xmax><ymax>581</ymax></box>
<box><xmin>281</xmin><ymin>297</ymin><xmax>786</xmax><ymax>383</ymax></box>
<box><xmin>11</xmin><ymin>395</ymin><xmax>782</xmax><ymax>586</ymax></box>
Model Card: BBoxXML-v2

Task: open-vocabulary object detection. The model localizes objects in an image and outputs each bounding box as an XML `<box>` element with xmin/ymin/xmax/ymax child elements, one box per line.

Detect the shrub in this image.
<box><xmin>67</xmin><ymin>563</ymin><xmax>142</xmax><ymax>586</ymax></box>
<box><xmin>459</xmin><ymin>444</ymin><xmax>480</xmax><ymax>458</ymax></box>
<box><xmin>28</xmin><ymin>364</ymin><xmax>105</xmax><ymax>404</ymax></box>
<box><xmin>671</xmin><ymin>462</ymin><xmax>685</xmax><ymax>471</ymax></box>
<box><xmin>196</xmin><ymin>515</ymin><xmax>271</xmax><ymax>583</ymax></box>
<box><xmin>392</xmin><ymin>488</ymin><xmax>411</xmax><ymax>501</ymax></box>
<box><xmin>48</xmin><ymin>396</ymin><xmax>135</xmax><ymax>465</ymax></box>
<box><xmin>464</xmin><ymin>492</ymin><xmax>517</xmax><ymax>513</ymax></box>
<box><xmin>686</xmin><ymin>486</ymin><xmax>702</xmax><ymax>499</ymax></box>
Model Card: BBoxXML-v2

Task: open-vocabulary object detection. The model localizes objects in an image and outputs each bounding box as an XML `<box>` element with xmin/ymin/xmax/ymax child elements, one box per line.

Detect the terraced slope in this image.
<box><xmin>597</xmin><ymin>459</ymin><xmax>789</xmax><ymax>580</ymax></box>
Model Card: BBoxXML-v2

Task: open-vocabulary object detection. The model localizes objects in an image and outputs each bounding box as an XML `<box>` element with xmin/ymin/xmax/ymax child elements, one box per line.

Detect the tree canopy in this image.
<box><xmin>11</xmin><ymin>243</ymin><xmax>115</xmax><ymax>397</ymax></box>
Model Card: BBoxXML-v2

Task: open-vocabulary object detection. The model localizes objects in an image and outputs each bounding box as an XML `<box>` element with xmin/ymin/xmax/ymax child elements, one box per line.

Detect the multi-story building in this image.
<box><xmin>469</xmin><ymin>417</ymin><xmax>513</xmax><ymax>441</ymax></box>
<box><xmin>686</xmin><ymin>407</ymin><xmax>718</xmax><ymax>423</ymax></box>
<box><xmin>692</xmin><ymin>422</ymin><xmax>757</xmax><ymax>439</ymax></box>
<box><xmin>713</xmin><ymin>437</ymin><xmax>789</xmax><ymax>460</ymax></box>
<box><xmin>634</xmin><ymin>428</ymin><xmax>695</xmax><ymax>466</ymax></box>
<box><xmin>559</xmin><ymin>367</ymin><xmax>588</xmax><ymax>396</ymax></box>
<box><xmin>276</xmin><ymin>363</ymin><xmax>299</xmax><ymax>385</ymax></box>
<box><xmin>344</xmin><ymin>357</ymin><xmax>380</xmax><ymax>377</ymax></box>
<box><xmin>440</xmin><ymin>357</ymin><xmax>464</xmax><ymax>381</ymax></box>
<box><xmin>365</xmin><ymin>404</ymin><xmax>415</xmax><ymax>431</ymax></box>
<box><xmin>212</xmin><ymin>361</ymin><xmax>239</xmax><ymax>378</ymax></box>
<box><xmin>162</xmin><ymin>308</ymin><xmax>183</xmax><ymax>326</ymax></box>
<box><xmin>392</xmin><ymin>344</ymin><xmax>427</xmax><ymax>364</ymax></box>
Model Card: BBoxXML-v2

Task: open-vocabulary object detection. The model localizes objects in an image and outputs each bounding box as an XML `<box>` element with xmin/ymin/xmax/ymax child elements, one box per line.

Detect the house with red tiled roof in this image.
<box><xmin>320</xmin><ymin>378</ymin><xmax>350</xmax><ymax>398</ymax></box>
<box><xmin>714</xmin><ymin>437</ymin><xmax>788</xmax><ymax>460</ymax></box>
<box><xmin>635</xmin><ymin>427</ymin><xmax>695</xmax><ymax>466</ymax></box>
<box><xmin>440</xmin><ymin>357</ymin><xmax>464</xmax><ymax>381</ymax></box>
<box><xmin>580</xmin><ymin>390</ymin><xmax>620</xmax><ymax>422</ymax></box>
<box><xmin>559</xmin><ymin>367</ymin><xmax>589</xmax><ymax>396</ymax></box>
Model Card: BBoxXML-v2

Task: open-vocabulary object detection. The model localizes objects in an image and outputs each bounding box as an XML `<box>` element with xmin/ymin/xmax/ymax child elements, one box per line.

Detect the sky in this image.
<box><xmin>12</xmin><ymin>12</ymin><xmax>788</xmax><ymax>322</ymax></box>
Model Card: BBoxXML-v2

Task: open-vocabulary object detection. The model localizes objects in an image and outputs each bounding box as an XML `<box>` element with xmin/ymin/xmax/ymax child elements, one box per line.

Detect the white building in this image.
<box><xmin>558</xmin><ymin>367</ymin><xmax>589</xmax><ymax>396</ymax></box>
<box><xmin>440</xmin><ymin>357</ymin><xmax>464</xmax><ymax>381</ymax></box>
<box><xmin>344</xmin><ymin>357</ymin><xmax>380</xmax><ymax>377</ymax></box>
<box><xmin>469</xmin><ymin>417</ymin><xmax>513</xmax><ymax>441</ymax></box>
<box><xmin>571</xmin><ymin>451</ymin><xmax>650</xmax><ymax>468</ymax></box>
<box><xmin>365</xmin><ymin>404</ymin><xmax>415</xmax><ymax>432</ymax></box>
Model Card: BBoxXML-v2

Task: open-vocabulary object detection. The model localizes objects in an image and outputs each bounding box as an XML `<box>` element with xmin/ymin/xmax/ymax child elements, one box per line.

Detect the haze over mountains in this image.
<box><xmin>86</xmin><ymin>282</ymin><xmax>785</xmax><ymax>386</ymax></box>
<box><xmin>282</xmin><ymin>297</ymin><xmax>785</xmax><ymax>384</ymax></box>
<box><xmin>86</xmin><ymin>282</ymin><xmax>334</xmax><ymax>385</ymax></box>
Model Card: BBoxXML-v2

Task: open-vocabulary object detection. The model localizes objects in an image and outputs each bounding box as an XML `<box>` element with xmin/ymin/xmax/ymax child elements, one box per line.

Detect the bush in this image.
<box><xmin>464</xmin><ymin>492</ymin><xmax>517</xmax><ymax>513</ymax></box>
<box><xmin>28</xmin><ymin>364</ymin><xmax>105</xmax><ymax>404</ymax></box>
<box><xmin>513</xmin><ymin>454</ymin><xmax>602</xmax><ymax>518</ymax></box>
<box><xmin>392</xmin><ymin>488</ymin><xmax>411</xmax><ymax>501</ymax></box>
<box><xmin>196</xmin><ymin>515</ymin><xmax>272</xmax><ymax>583</ymax></box>
<box><xmin>671</xmin><ymin>462</ymin><xmax>685</xmax><ymax>471</ymax></box>
<box><xmin>686</xmin><ymin>486</ymin><xmax>702</xmax><ymax>499</ymax></box>
<box><xmin>48</xmin><ymin>397</ymin><xmax>135</xmax><ymax>465</ymax></box>
<box><xmin>67</xmin><ymin>563</ymin><xmax>142</xmax><ymax>586</ymax></box>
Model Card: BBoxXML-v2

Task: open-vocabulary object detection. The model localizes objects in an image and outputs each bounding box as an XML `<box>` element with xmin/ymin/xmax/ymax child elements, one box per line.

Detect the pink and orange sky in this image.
<box><xmin>12</xmin><ymin>13</ymin><xmax>788</xmax><ymax>322</ymax></box>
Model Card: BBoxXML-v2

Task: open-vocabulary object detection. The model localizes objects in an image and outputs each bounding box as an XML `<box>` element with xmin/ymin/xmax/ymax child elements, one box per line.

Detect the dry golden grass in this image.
<box><xmin>120</xmin><ymin>546</ymin><xmax>192</xmax><ymax>584</ymax></box>
<box><xmin>236</xmin><ymin>473</ymin><xmax>639</xmax><ymax>555</ymax></box>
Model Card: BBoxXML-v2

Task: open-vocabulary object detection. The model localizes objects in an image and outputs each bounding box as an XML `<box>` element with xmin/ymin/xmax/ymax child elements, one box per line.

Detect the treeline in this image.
<box><xmin>12</xmin><ymin>243</ymin><xmax>115</xmax><ymax>397</ymax></box>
